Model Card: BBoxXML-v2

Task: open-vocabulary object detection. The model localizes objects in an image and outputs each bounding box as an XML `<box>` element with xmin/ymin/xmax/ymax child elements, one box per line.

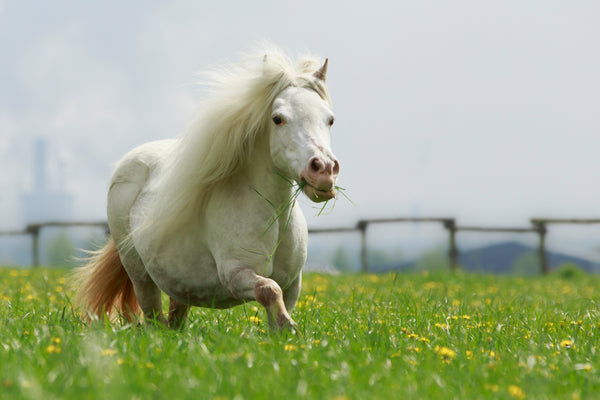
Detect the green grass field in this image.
<box><xmin>1</xmin><ymin>267</ymin><xmax>599</xmax><ymax>399</ymax></box>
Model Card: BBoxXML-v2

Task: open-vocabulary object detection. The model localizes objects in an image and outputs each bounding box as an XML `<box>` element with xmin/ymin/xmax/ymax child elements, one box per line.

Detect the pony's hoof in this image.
<box><xmin>279</xmin><ymin>319</ymin><xmax>300</xmax><ymax>336</ymax></box>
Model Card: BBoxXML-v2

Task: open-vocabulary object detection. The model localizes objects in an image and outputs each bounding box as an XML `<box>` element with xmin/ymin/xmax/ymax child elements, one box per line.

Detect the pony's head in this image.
<box><xmin>132</xmin><ymin>49</ymin><xmax>341</xmax><ymax>247</ymax></box>
<box><xmin>269</xmin><ymin>59</ymin><xmax>340</xmax><ymax>202</ymax></box>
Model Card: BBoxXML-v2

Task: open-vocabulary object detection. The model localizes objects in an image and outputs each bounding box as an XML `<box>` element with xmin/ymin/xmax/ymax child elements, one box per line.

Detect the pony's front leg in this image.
<box><xmin>226</xmin><ymin>267</ymin><xmax>297</xmax><ymax>333</ymax></box>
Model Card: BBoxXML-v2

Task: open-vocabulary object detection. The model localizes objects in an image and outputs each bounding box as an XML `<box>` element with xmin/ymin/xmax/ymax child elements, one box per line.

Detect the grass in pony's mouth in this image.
<box><xmin>313</xmin><ymin>185</ymin><xmax>354</xmax><ymax>216</ymax></box>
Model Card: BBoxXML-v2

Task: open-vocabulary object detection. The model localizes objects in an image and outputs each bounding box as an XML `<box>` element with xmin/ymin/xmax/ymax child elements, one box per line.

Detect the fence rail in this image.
<box><xmin>2</xmin><ymin>218</ymin><xmax>600</xmax><ymax>273</ymax></box>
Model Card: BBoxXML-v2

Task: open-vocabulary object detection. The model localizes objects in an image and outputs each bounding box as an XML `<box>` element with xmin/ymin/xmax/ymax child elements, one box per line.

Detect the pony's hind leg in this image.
<box><xmin>107</xmin><ymin>163</ymin><xmax>167</xmax><ymax>325</ymax></box>
<box><xmin>120</xmin><ymin>252</ymin><xmax>167</xmax><ymax>326</ymax></box>
<box><xmin>168</xmin><ymin>297</ymin><xmax>190</xmax><ymax>330</ymax></box>
<box><xmin>132</xmin><ymin>277</ymin><xmax>167</xmax><ymax>326</ymax></box>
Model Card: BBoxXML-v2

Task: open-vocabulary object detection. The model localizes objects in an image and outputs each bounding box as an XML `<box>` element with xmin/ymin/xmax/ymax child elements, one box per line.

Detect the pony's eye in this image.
<box><xmin>329</xmin><ymin>116</ymin><xmax>335</xmax><ymax>126</ymax></box>
<box><xmin>272</xmin><ymin>116</ymin><xmax>284</xmax><ymax>126</ymax></box>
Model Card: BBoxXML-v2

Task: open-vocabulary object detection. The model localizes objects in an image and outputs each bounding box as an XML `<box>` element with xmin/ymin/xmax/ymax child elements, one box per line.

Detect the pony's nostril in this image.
<box><xmin>332</xmin><ymin>160</ymin><xmax>340</xmax><ymax>175</ymax></box>
<box><xmin>310</xmin><ymin>158</ymin><xmax>323</xmax><ymax>173</ymax></box>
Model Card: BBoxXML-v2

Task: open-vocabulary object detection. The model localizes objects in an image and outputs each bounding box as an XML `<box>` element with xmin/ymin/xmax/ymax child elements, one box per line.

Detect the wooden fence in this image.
<box><xmin>311</xmin><ymin>217</ymin><xmax>600</xmax><ymax>273</ymax></box>
<box><xmin>1</xmin><ymin>218</ymin><xmax>600</xmax><ymax>273</ymax></box>
<box><xmin>0</xmin><ymin>221</ymin><xmax>109</xmax><ymax>267</ymax></box>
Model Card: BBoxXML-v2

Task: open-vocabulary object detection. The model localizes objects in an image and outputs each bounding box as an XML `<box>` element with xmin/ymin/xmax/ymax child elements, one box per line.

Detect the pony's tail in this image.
<box><xmin>72</xmin><ymin>237</ymin><xmax>140</xmax><ymax>323</ymax></box>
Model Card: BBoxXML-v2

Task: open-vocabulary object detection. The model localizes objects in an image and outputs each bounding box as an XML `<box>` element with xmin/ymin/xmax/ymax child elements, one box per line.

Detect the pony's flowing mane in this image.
<box><xmin>133</xmin><ymin>48</ymin><xmax>331</xmax><ymax>245</ymax></box>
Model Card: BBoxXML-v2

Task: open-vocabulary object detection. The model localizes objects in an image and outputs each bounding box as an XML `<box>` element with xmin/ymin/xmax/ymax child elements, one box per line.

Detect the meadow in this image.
<box><xmin>0</xmin><ymin>267</ymin><xmax>599</xmax><ymax>399</ymax></box>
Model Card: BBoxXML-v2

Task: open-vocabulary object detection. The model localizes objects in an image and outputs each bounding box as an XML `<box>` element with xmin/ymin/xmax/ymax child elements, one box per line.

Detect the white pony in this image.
<box><xmin>73</xmin><ymin>49</ymin><xmax>340</xmax><ymax>332</ymax></box>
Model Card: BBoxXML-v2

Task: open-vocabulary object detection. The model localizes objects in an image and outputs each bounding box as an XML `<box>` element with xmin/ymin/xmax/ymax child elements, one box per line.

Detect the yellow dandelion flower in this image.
<box><xmin>330</xmin><ymin>396</ymin><xmax>349</xmax><ymax>400</ymax></box>
<box><xmin>117</xmin><ymin>358</ymin><xmax>126</xmax><ymax>365</ymax></box>
<box><xmin>45</xmin><ymin>345</ymin><xmax>61</xmax><ymax>354</ymax></box>
<box><xmin>305</xmin><ymin>295</ymin><xmax>317</xmax><ymax>303</ymax></box>
<box><xmin>560</xmin><ymin>339</ymin><xmax>573</xmax><ymax>349</ymax></box>
<box><xmin>486</xmin><ymin>286</ymin><xmax>499</xmax><ymax>294</ymax></box>
<box><xmin>249</xmin><ymin>316</ymin><xmax>262</xmax><ymax>324</ymax></box>
<box><xmin>423</xmin><ymin>281</ymin><xmax>440</xmax><ymax>290</ymax></box>
<box><xmin>434</xmin><ymin>346</ymin><xmax>456</xmax><ymax>360</ymax></box>
<box><xmin>508</xmin><ymin>385</ymin><xmax>526</xmax><ymax>399</ymax></box>
<box><xmin>485</xmin><ymin>384</ymin><xmax>499</xmax><ymax>393</ymax></box>
<box><xmin>574</xmin><ymin>363</ymin><xmax>593</xmax><ymax>372</ymax></box>
<box><xmin>284</xmin><ymin>344</ymin><xmax>297</xmax><ymax>352</ymax></box>
<box><xmin>466</xmin><ymin>350</ymin><xmax>474</xmax><ymax>359</ymax></box>
<box><xmin>51</xmin><ymin>337</ymin><xmax>61</xmax><ymax>344</ymax></box>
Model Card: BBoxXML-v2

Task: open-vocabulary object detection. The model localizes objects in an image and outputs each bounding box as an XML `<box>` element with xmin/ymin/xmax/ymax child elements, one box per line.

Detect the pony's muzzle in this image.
<box><xmin>300</xmin><ymin>156</ymin><xmax>340</xmax><ymax>202</ymax></box>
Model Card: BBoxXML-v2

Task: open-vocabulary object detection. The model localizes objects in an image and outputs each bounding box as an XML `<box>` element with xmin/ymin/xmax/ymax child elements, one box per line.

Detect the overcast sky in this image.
<box><xmin>1</xmin><ymin>1</ymin><xmax>599</xmax><ymax>253</ymax></box>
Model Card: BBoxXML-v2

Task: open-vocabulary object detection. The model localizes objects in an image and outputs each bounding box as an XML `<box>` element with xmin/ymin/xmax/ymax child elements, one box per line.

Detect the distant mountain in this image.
<box><xmin>459</xmin><ymin>241</ymin><xmax>599</xmax><ymax>274</ymax></box>
<box><xmin>376</xmin><ymin>241</ymin><xmax>600</xmax><ymax>274</ymax></box>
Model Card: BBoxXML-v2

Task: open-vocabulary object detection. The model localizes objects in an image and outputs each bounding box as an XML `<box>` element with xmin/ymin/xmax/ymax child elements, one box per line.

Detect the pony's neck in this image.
<box><xmin>237</xmin><ymin>131</ymin><xmax>295</xmax><ymax>207</ymax></box>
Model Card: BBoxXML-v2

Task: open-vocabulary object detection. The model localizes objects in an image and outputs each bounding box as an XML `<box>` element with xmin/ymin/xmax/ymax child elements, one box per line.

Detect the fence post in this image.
<box><xmin>533</xmin><ymin>221</ymin><xmax>549</xmax><ymax>274</ymax></box>
<box><xmin>26</xmin><ymin>225</ymin><xmax>41</xmax><ymax>267</ymax></box>
<box><xmin>357</xmin><ymin>220</ymin><xmax>369</xmax><ymax>273</ymax></box>
<box><xmin>443</xmin><ymin>219</ymin><xmax>459</xmax><ymax>271</ymax></box>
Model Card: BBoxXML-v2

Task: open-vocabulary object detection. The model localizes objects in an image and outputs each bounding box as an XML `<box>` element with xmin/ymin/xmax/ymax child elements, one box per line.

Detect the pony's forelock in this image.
<box><xmin>131</xmin><ymin>47</ymin><xmax>330</xmax><ymax>246</ymax></box>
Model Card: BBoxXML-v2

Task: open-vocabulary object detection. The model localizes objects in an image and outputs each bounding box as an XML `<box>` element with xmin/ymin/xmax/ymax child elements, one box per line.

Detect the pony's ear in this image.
<box><xmin>313</xmin><ymin>58</ymin><xmax>329</xmax><ymax>81</ymax></box>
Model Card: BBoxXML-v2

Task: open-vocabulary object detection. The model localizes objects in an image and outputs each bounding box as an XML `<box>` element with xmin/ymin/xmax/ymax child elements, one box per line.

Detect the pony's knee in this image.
<box><xmin>254</xmin><ymin>280</ymin><xmax>283</xmax><ymax>308</ymax></box>
<box><xmin>254</xmin><ymin>279</ymin><xmax>296</xmax><ymax>332</ymax></box>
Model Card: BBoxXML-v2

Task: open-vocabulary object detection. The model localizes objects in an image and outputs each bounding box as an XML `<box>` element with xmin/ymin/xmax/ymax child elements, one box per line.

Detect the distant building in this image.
<box><xmin>21</xmin><ymin>139</ymin><xmax>72</xmax><ymax>224</ymax></box>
